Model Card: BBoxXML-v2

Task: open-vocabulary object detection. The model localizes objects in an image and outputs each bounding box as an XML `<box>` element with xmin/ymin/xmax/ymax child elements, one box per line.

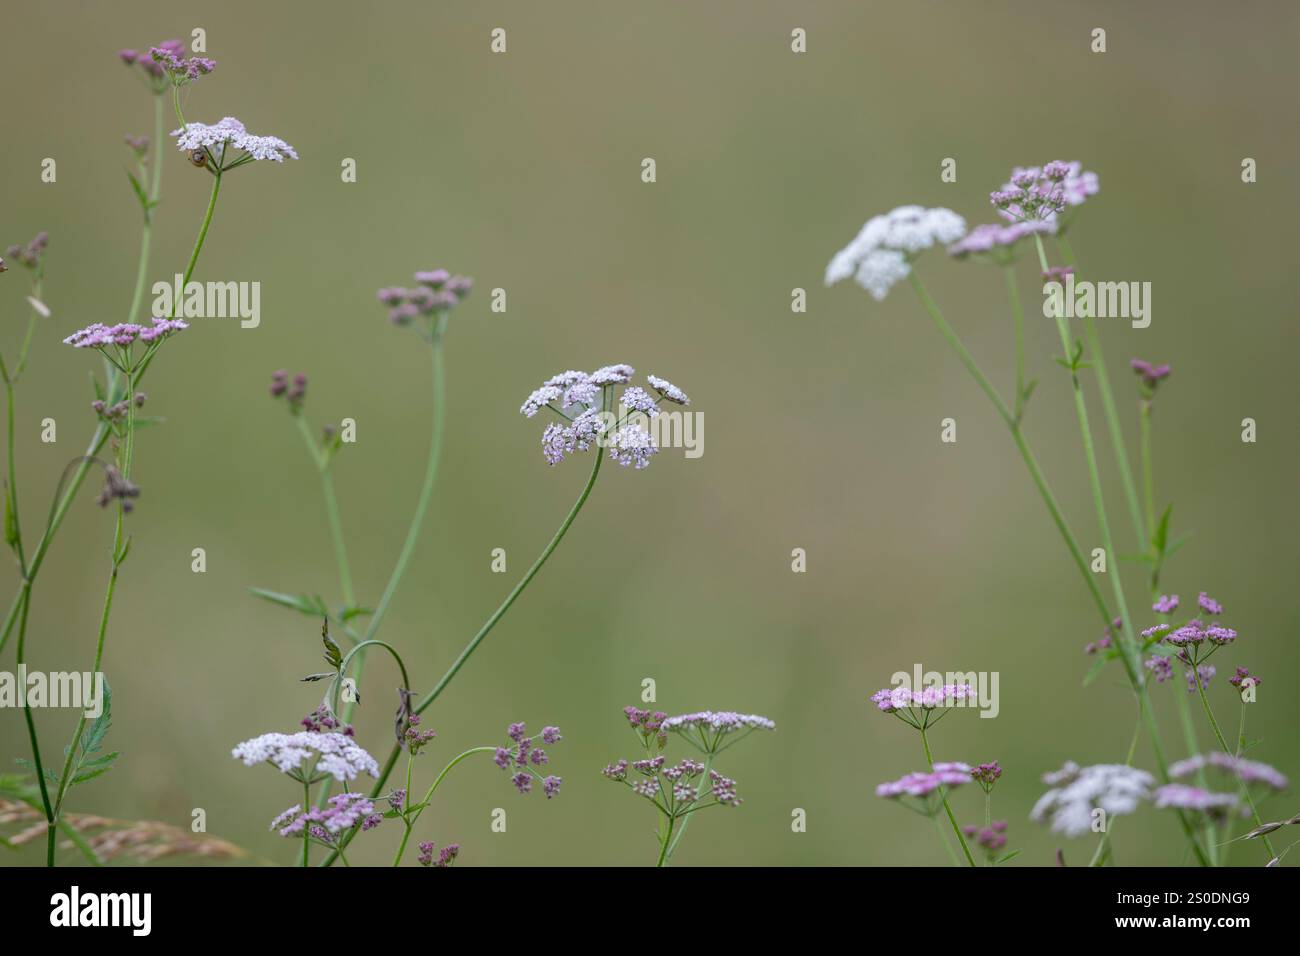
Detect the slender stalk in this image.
<box><xmin>908</xmin><ymin>272</ymin><xmax>1110</xmax><ymax>624</ymax></box>
<box><xmin>0</xmin><ymin>156</ymin><xmax>222</xmax><ymax>658</ymax></box>
<box><xmin>315</xmin><ymin>329</ymin><xmax>445</xmax><ymax>810</ymax></box>
<box><xmin>662</xmin><ymin>753</ymin><xmax>712</xmax><ymax>861</ymax></box>
<box><xmin>1139</xmin><ymin>399</ymin><xmax>1155</xmax><ymax>541</ymax></box>
<box><xmin>1192</xmin><ymin>671</ymin><xmax>1276</xmax><ymax>859</ymax></box>
<box><xmin>302</xmin><ymin>780</ymin><xmax>310</xmax><ymax>867</ymax></box>
<box><xmin>295</xmin><ymin>414</ymin><xmax>354</xmax><ymax>607</ymax></box>
<box><xmin>919</xmin><ymin>725</ymin><xmax>975</xmax><ymax>867</ymax></box>
<box><xmin>931</xmin><ymin>811</ymin><xmax>961</xmax><ymax>866</ymax></box>
<box><xmin>393</xmin><ymin>745</ymin><xmax>495</xmax><ymax>866</ymax></box>
<box><xmin>1003</xmin><ymin>264</ymin><xmax>1026</xmax><ymax>420</ymax></box>
<box><xmin>1057</xmin><ymin>236</ymin><xmax>1146</xmax><ymax>547</ymax></box>
<box><xmin>655</xmin><ymin>818</ymin><xmax>676</xmax><ymax>868</ymax></box>
<box><xmin>319</xmin><ymin>438</ymin><xmax>606</xmax><ymax>867</ymax></box>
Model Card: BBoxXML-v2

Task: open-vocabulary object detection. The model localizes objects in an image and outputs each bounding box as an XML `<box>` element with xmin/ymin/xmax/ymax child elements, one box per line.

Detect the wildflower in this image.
<box><xmin>1169</xmin><ymin>753</ymin><xmax>1288</xmax><ymax>791</ymax></box>
<box><xmin>1228</xmin><ymin>667</ymin><xmax>1261</xmax><ymax>690</ymax></box>
<box><xmin>869</xmin><ymin>683</ymin><xmax>977</xmax><ymax>714</ymax></box>
<box><xmin>970</xmin><ymin>761</ymin><xmax>1002</xmax><ymax>791</ymax></box>
<box><xmin>607</xmin><ymin>424</ymin><xmax>657</xmax><ymax>469</ymax></box>
<box><xmin>1153</xmin><ymin>594</ymin><xmax>1180</xmax><ymax>614</ymax></box>
<box><xmin>947</xmin><ymin>220</ymin><xmax>1055</xmax><ymax>261</ymax></box>
<box><xmin>119</xmin><ymin>39</ymin><xmax>184</xmax><ymax>84</ymax></box>
<box><xmin>1031</xmin><ymin>762</ymin><xmax>1154</xmax><ymax>838</ymax></box>
<box><xmin>94</xmin><ymin>466</ymin><xmax>140</xmax><ymax>513</ymax></box>
<box><xmin>1153</xmin><ymin>784</ymin><xmax>1242</xmax><ymax>818</ymax></box>
<box><xmin>172</xmin><ymin>116</ymin><xmax>298</xmax><ymax>165</ymax></box>
<box><xmin>662</xmin><ymin>710</ymin><xmax>777</xmax><ymax>755</ymax></box>
<box><xmin>417</xmin><ymin>840</ymin><xmax>460</xmax><ymax>867</ymax></box>
<box><xmin>825</xmin><ymin>206</ymin><xmax>967</xmax><ymax>300</ymax></box>
<box><xmin>149</xmin><ymin>44</ymin><xmax>216</xmax><ymax>84</ymax></box>
<box><xmin>63</xmin><ymin>318</ymin><xmax>187</xmax><ymax>351</ymax></box>
<box><xmin>5</xmin><ymin>232</ymin><xmax>49</xmax><ymax>271</ymax></box>
<box><xmin>1198</xmin><ymin>592</ymin><xmax>1224</xmax><ymax>615</ymax></box>
<box><xmin>493</xmin><ymin>721</ymin><xmax>562</xmax><ymax>796</ymax></box>
<box><xmin>620</xmin><ymin>386</ymin><xmax>659</xmax><ymax>418</ymax></box>
<box><xmin>232</xmin><ymin>729</ymin><xmax>380</xmax><ymax>782</ymax></box>
<box><xmin>1145</xmin><ymin>655</ymin><xmax>1173</xmax><ymax>683</ymax></box>
<box><xmin>402</xmin><ymin>714</ymin><xmax>437</xmax><ymax>755</ymax></box>
<box><xmin>588</xmin><ymin>364</ymin><xmax>634</xmax><ymax>386</ymax></box>
<box><xmin>990</xmin><ymin>161</ymin><xmax>1098</xmax><ymax>225</ymax></box>
<box><xmin>1186</xmin><ymin>664</ymin><xmax>1215</xmax><ymax>692</ymax></box>
<box><xmin>269</xmin><ymin>792</ymin><xmax>379</xmax><ymax>838</ymax></box>
<box><xmin>662</xmin><ymin>711</ymin><xmax>777</xmax><ymax>734</ymax></box>
<box><xmin>388</xmin><ymin>789</ymin><xmax>406</xmax><ymax>813</ymax></box>
<box><xmin>1130</xmin><ymin>359</ymin><xmax>1171</xmax><ymax>391</ymax></box>
<box><xmin>963</xmin><ymin>821</ymin><xmax>1009</xmax><ymax>855</ymax></box>
<box><xmin>647</xmin><ymin>374</ymin><xmax>690</xmax><ymax>405</ymax></box>
<box><xmin>876</xmin><ymin>764</ymin><xmax>973</xmax><ymax>799</ymax></box>
<box><xmin>124</xmin><ymin>134</ymin><xmax>150</xmax><ymax>156</ymax></box>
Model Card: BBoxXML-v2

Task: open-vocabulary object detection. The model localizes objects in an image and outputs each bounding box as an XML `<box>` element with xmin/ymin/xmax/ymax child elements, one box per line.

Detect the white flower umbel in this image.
<box><xmin>232</xmin><ymin>731</ymin><xmax>379</xmax><ymax>782</ymax></box>
<box><xmin>825</xmin><ymin>206</ymin><xmax>967</xmax><ymax>300</ymax></box>
<box><xmin>1030</xmin><ymin>762</ymin><xmax>1155</xmax><ymax>838</ymax></box>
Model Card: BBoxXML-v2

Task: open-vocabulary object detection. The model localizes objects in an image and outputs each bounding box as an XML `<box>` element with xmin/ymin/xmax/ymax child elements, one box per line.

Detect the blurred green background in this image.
<box><xmin>2</xmin><ymin>0</ymin><xmax>1297</xmax><ymax>866</ymax></box>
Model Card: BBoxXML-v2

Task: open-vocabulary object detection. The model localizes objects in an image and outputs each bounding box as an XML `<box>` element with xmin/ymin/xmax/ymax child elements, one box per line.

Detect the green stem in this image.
<box><xmin>392</xmin><ymin>746</ymin><xmax>495</xmax><ymax>866</ymax></box>
<box><xmin>316</xmin><ymin>331</ymin><xmax>445</xmax><ymax>810</ymax></box>
<box><xmin>295</xmin><ymin>414</ymin><xmax>354</xmax><ymax>607</ymax></box>
<box><xmin>1139</xmin><ymin>399</ymin><xmax>1155</xmax><ymax>543</ymax></box>
<box><xmin>1193</xmin><ymin>672</ymin><xmax>1276</xmax><ymax>859</ymax></box>
<box><xmin>663</xmin><ymin>753</ymin><xmax>712</xmax><ymax>861</ymax></box>
<box><xmin>319</xmin><ymin>435</ymin><xmax>606</xmax><ymax>867</ymax></box>
<box><xmin>302</xmin><ymin>780</ymin><xmax>310</xmax><ymax>867</ymax></box>
<box><xmin>655</xmin><ymin>817</ymin><xmax>676</xmax><ymax>868</ymax></box>
<box><xmin>1058</xmin><ymin>237</ymin><xmax>1146</xmax><ymax>548</ymax></box>
<box><xmin>920</xmin><ymin>724</ymin><xmax>976</xmax><ymax>867</ymax></box>
<box><xmin>931</xmin><ymin>811</ymin><xmax>961</xmax><ymax>866</ymax></box>
<box><xmin>1003</xmin><ymin>264</ymin><xmax>1026</xmax><ymax>419</ymax></box>
<box><xmin>909</xmin><ymin>272</ymin><xmax>1111</xmax><ymax>624</ymax></box>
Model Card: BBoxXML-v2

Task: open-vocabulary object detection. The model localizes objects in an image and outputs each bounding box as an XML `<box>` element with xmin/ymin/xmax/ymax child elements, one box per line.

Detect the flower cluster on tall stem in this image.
<box><xmin>602</xmin><ymin>707</ymin><xmax>774</xmax><ymax>866</ymax></box>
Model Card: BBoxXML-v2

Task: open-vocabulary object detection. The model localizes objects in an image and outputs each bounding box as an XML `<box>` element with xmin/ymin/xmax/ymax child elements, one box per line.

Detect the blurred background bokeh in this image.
<box><xmin>2</xmin><ymin>0</ymin><xmax>1297</xmax><ymax>866</ymax></box>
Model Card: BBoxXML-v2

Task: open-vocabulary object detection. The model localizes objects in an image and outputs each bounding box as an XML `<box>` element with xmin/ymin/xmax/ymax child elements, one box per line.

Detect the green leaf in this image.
<box><xmin>56</xmin><ymin>820</ymin><xmax>103</xmax><ymax>866</ymax></box>
<box><xmin>249</xmin><ymin>587</ymin><xmax>329</xmax><ymax>617</ymax></box>
<box><xmin>65</xmin><ymin>680</ymin><xmax>119</xmax><ymax>790</ymax></box>
<box><xmin>126</xmin><ymin>169</ymin><xmax>149</xmax><ymax>210</ymax></box>
<box><xmin>4</xmin><ymin>492</ymin><xmax>18</xmax><ymax>549</ymax></box>
<box><xmin>14</xmin><ymin>758</ymin><xmax>58</xmax><ymax>784</ymax></box>
<box><xmin>995</xmin><ymin>849</ymin><xmax>1022</xmax><ymax>865</ymax></box>
<box><xmin>1082</xmin><ymin>654</ymin><xmax>1112</xmax><ymax>687</ymax></box>
<box><xmin>340</xmin><ymin>606</ymin><xmax>374</xmax><ymax>623</ymax></box>
<box><xmin>321</xmin><ymin>617</ymin><xmax>343</xmax><ymax>670</ymax></box>
<box><xmin>1153</xmin><ymin>505</ymin><xmax>1172</xmax><ymax>554</ymax></box>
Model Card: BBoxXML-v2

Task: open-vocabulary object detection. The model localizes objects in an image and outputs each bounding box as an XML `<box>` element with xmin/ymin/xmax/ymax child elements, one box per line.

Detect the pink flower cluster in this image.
<box><xmin>876</xmin><ymin>763</ymin><xmax>973</xmax><ymax>798</ymax></box>
<box><xmin>870</xmin><ymin>683</ymin><xmax>977</xmax><ymax>713</ymax></box>
<box><xmin>63</xmin><ymin>318</ymin><xmax>188</xmax><ymax>349</ymax></box>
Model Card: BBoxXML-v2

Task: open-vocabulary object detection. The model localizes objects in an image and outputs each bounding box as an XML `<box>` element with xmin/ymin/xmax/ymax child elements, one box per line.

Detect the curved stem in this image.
<box><xmin>392</xmin><ymin>746</ymin><xmax>495</xmax><ymax>867</ymax></box>
<box><xmin>319</xmin><ymin>441</ymin><xmax>606</xmax><ymax>866</ymax></box>
<box><xmin>920</xmin><ymin>725</ymin><xmax>975</xmax><ymax>867</ymax></box>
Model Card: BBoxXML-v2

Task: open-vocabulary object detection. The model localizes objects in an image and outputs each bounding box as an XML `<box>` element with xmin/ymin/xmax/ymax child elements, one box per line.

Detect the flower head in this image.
<box><xmin>970</xmin><ymin>761</ymin><xmax>1002</xmax><ymax>791</ymax></box>
<box><xmin>1030</xmin><ymin>762</ymin><xmax>1154</xmax><ymax>838</ymax></box>
<box><xmin>1153</xmin><ymin>594</ymin><xmax>1180</xmax><ymax>615</ymax></box>
<box><xmin>1228</xmin><ymin>667</ymin><xmax>1261</xmax><ymax>690</ymax></box>
<box><xmin>990</xmin><ymin>161</ymin><xmax>1097</xmax><ymax>226</ymax></box>
<box><xmin>493</xmin><ymin>721</ymin><xmax>563</xmax><ymax>797</ymax></box>
<box><xmin>376</xmin><ymin>270</ymin><xmax>473</xmax><ymax>330</ymax></box>
<box><xmin>1197</xmin><ymin>592</ymin><xmax>1224</xmax><ymax>616</ymax></box>
<box><xmin>869</xmin><ymin>683</ymin><xmax>977</xmax><ymax>714</ymax></box>
<box><xmin>172</xmin><ymin>116</ymin><xmax>298</xmax><ymax>166</ymax></box>
<box><xmin>1169</xmin><ymin>752</ymin><xmax>1288</xmax><ymax>791</ymax></box>
<box><xmin>5</xmin><ymin>232</ymin><xmax>49</xmax><ymax>272</ymax></box>
<box><xmin>877</xmin><ymin>763</ymin><xmax>973</xmax><ymax>799</ymax></box>
<box><xmin>947</xmin><ymin>220</ymin><xmax>1056</xmax><ymax>262</ymax></box>
<box><xmin>1130</xmin><ymin>359</ymin><xmax>1171</xmax><ymax>391</ymax></box>
<box><xmin>269</xmin><ymin>792</ymin><xmax>379</xmax><ymax>839</ymax></box>
<box><xmin>825</xmin><ymin>206</ymin><xmax>967</xmax><ymax>300</ymax></box>
<box><xmin>417</xmin><ymin>841</ymin><xmax>460</xmax><ymax>867</ymax></box>
<box><xmin>63</xmin><ymin>317</ymin><xmax>188</xmax><ymax>352</ymax></box>
<box><xmin>232</xmin><ymin>729</ymin><xmax>379</xmax><ymax>782</ymax></box>
<box><xmin>1153</xmin><ymin>784</ymin><xmax>1243</xmax><ymax>819</ymax></box>
<box><xmin>520</xmin><ymin>365</ymin><xmax>690</xmax><ymax>470</ymax></box>
<box><xmin>149</xmin><ymin>44</ymin><xmax>216</xmax><ymax>84</ymax></box>
<box><xmin>1145</xmin><ymin>654</ymin><xmax>1173</xmax><ymax>683</ymax></box>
